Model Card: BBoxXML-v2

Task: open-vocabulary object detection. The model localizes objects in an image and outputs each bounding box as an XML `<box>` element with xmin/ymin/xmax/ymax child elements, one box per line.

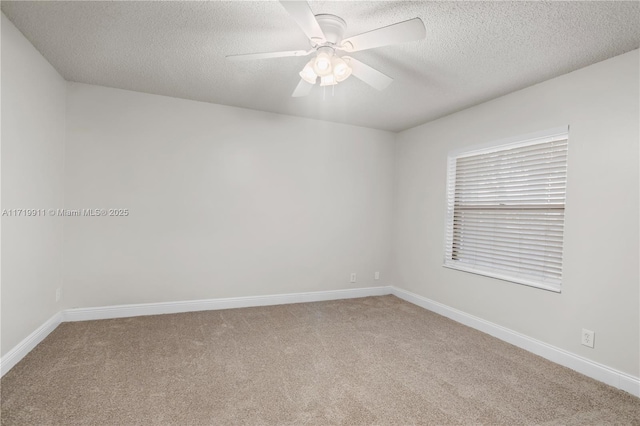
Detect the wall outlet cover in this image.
<box><xmin>581</xmin><ymin>328</ymin><xmax>595</xmax><ymax>348</ymax></box>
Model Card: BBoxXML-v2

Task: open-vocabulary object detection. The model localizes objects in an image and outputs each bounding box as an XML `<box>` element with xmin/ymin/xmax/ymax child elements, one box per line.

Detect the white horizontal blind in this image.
<box><xmin>444</xmin><ymin>131</ymin><xmax>569</xmax><ymax>292</ymax></box>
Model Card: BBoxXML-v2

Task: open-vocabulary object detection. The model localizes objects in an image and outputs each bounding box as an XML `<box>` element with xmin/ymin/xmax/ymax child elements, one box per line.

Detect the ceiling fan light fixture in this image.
<box><xmin>299</xmin><ymin>59</ymin><xmax>318</xmax><ymax>84</ymax></box>
<box><xmin>320</xmin><ymin>74</ymin><xmax>337</xmax><ymax>86</ymax></box>
<box><xmin>313</xmin><ymin>50</ymin><xmax>333</xmax><ymax>76</ymax></box>
<box><xmin>331</xmin><ymin>56</ymin><xmax>352</xmax><ymax>82</ymax></box>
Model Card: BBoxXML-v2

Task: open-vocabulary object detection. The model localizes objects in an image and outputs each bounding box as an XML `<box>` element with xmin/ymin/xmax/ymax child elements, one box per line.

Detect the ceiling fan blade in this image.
<box><xmin>340</xmin><ymin>18</ymin><xmax>426</xmax><ymax>52</ymax></box>
<box><xmin>226</xmin><ymin>50</ymin><xmax>312</xmax><ymax>61</ymax></box>
<box><xmin>345</xmin><ymin>57</ymin><xmax>393</xmax><ymax>91</ymax></box>
<box><xmin>292</xmin><ymin>79</ymin><xmax>314</xmax><ymax>97</ymax></box>
<box><xmin>279</xmin><ymin>1</ymin><xmax>325</xmax><ymax>41</ymax></box>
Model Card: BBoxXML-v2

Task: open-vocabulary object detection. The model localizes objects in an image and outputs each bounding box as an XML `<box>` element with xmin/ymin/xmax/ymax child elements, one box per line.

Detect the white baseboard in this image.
<box><xmin>63</xmin><ymin>286</ymin><xmax>392</xmax><ymax>322</ymax></box>
<box><xmin>620</xmin><ymin>374</ymin><xmax>640</xmax><ymax>397</ymax></box>
<box><xmin>0</xmin><ymin>312</ymin><xmax>63</xmax><ymax>377</ymax></box>
<box><xmin>390</xmin><ymin>286</ymin><xmax>640</xmax><ymax>398</ymax></box>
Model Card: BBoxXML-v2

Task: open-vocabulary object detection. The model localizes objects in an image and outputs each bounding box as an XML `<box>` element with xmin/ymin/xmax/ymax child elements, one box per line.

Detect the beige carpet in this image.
<box><xmin>1</xmin><ymin>295</ymin><xmax>638</xmax><ymax>425</ymax></box>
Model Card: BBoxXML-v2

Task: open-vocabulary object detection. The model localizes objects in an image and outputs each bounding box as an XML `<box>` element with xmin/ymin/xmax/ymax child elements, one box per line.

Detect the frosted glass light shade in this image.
<box><xmin>332</xmin><ymin>56</ymin><xmax>352</xmax><ymax>82</ymax></box>
<box><xmin>320</xmin><ymin>74</ymin><xmax>337</xmax><ymax>86</ymax></box>
<box><xmin>299</xmin><ymin>60</ymin><xmax>318</xmax><ymax>84</ymax></box>
<box><xmin>313</xmin><ymin>52</ymin><xmax>333</xmax><ymax>77</ymax></box>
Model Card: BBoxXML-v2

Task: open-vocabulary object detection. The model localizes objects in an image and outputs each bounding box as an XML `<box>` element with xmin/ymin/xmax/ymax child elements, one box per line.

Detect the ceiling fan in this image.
<box><xmin>226</xmin><ymin>1</ymin><xmax>426</xmax><ymax>97</ymax></box>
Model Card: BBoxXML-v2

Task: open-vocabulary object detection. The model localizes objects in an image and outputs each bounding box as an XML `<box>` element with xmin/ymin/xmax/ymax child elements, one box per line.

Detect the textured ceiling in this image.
<box><xmin>2</xmin><ymin>1</ymin><xmax>639</xmax><ymax>132</ymax></box>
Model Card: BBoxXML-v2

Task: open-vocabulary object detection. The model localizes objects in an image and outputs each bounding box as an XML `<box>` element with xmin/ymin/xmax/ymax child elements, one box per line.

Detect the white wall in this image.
<box><xmin>1</xmin><ymin>14</ymin><xmax>66</xmax><ymax>356</ymax></box>
<box><xmin>392</xmin><ymin>50</ymin><xmax>639</xmax><ymax>376</ymax></box>
<box><xmin>63</xmin><ymin>83</ymin><xmax>395</xmax><ymax>308</ymax></box>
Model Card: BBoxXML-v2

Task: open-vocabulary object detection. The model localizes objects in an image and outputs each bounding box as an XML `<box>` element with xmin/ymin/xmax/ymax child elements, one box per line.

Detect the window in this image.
<box><xmin>443</xmin><ymin>127</ymin><xmax>569</xmax><ymax>292</ymax></box>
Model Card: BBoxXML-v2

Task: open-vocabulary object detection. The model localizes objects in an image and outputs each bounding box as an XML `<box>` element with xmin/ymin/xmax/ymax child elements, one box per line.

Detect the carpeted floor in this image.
<box><xmin>1</xmin><ymin>295</ymin><xmax>639</xmax><ymax>425</ymax></box>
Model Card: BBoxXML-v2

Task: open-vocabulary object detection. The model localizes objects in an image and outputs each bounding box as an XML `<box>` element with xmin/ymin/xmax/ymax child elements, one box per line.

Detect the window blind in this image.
<box><xmin>444</xmin><ymin>131</ymin><xmax>569</xmax><ymax>292</ymax></box>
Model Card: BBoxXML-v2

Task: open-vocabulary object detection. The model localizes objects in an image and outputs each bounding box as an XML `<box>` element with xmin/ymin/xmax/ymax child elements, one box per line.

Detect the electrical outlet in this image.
<box><xmin>581</xmin><ymin>328</ymin><xmax>595</xmax><ymax>348</ymax></box>
<box><xmin>55</xmin><ymin>287</ymin><xmax>62</xmax><ymax>303</ymax></box>
<box><xmin>374</xmin><ymin>271</ymin><xmax>380</xmax><ymax>280</ymax></box>
<box><xmin>350</xmin><ymin>273</ymin><xmax>357</xmax><ymax>283</ymax></box>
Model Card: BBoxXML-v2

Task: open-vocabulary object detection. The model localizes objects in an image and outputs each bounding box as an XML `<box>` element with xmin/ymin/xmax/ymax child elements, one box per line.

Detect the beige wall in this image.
<box><xmin>392</xmin><ymin>50</ymin><xmax>640</xmax><ymax>376</ymax></box>
<box><xmin>1</xmin><ymin>14</ymin><xmax>67</xmax><ymax>356</ymax></box>
<box><xmin>63</xmin><ymin>83</ymin><xmax>395</xmax><ymax>308</ymax></box>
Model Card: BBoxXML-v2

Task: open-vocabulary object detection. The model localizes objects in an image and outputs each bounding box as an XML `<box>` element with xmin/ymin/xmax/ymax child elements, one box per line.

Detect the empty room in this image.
<box><xmin>1</xmin><ymin>0</ymin><xmax>639</xmax><ymax>424</ymax></box>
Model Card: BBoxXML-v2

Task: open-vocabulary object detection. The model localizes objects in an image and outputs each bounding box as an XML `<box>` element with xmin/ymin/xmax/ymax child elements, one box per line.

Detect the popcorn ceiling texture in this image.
<box><xmin>2</xmin><ymin>296</ymin><xmax>639</xmax><ymax>424</ymax></box>
<box><xmin>1</xmin><ymin>1</ymin><xmax>639</xmax><ymax>132</ymax></box>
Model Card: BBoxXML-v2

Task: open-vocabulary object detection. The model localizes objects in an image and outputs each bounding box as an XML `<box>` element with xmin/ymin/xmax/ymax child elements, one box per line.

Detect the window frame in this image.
<box><xmin>443</xmin><ymin>126</ymin><xmax>569</xmax><ymax>293</ymax></box>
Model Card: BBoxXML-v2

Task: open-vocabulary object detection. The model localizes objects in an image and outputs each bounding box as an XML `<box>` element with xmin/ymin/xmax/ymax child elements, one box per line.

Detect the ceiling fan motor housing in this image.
<box><xmin>314</xmin><ymin>14</ymin><xmax>347</xmax><ymax>46</ymax></box>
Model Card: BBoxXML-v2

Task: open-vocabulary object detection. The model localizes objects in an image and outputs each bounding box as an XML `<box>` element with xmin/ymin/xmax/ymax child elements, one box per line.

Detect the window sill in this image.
<box><xmin>443</xmin><ymin>263</ymin><xmax>562</xmax><ymax>293</ymax></box>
